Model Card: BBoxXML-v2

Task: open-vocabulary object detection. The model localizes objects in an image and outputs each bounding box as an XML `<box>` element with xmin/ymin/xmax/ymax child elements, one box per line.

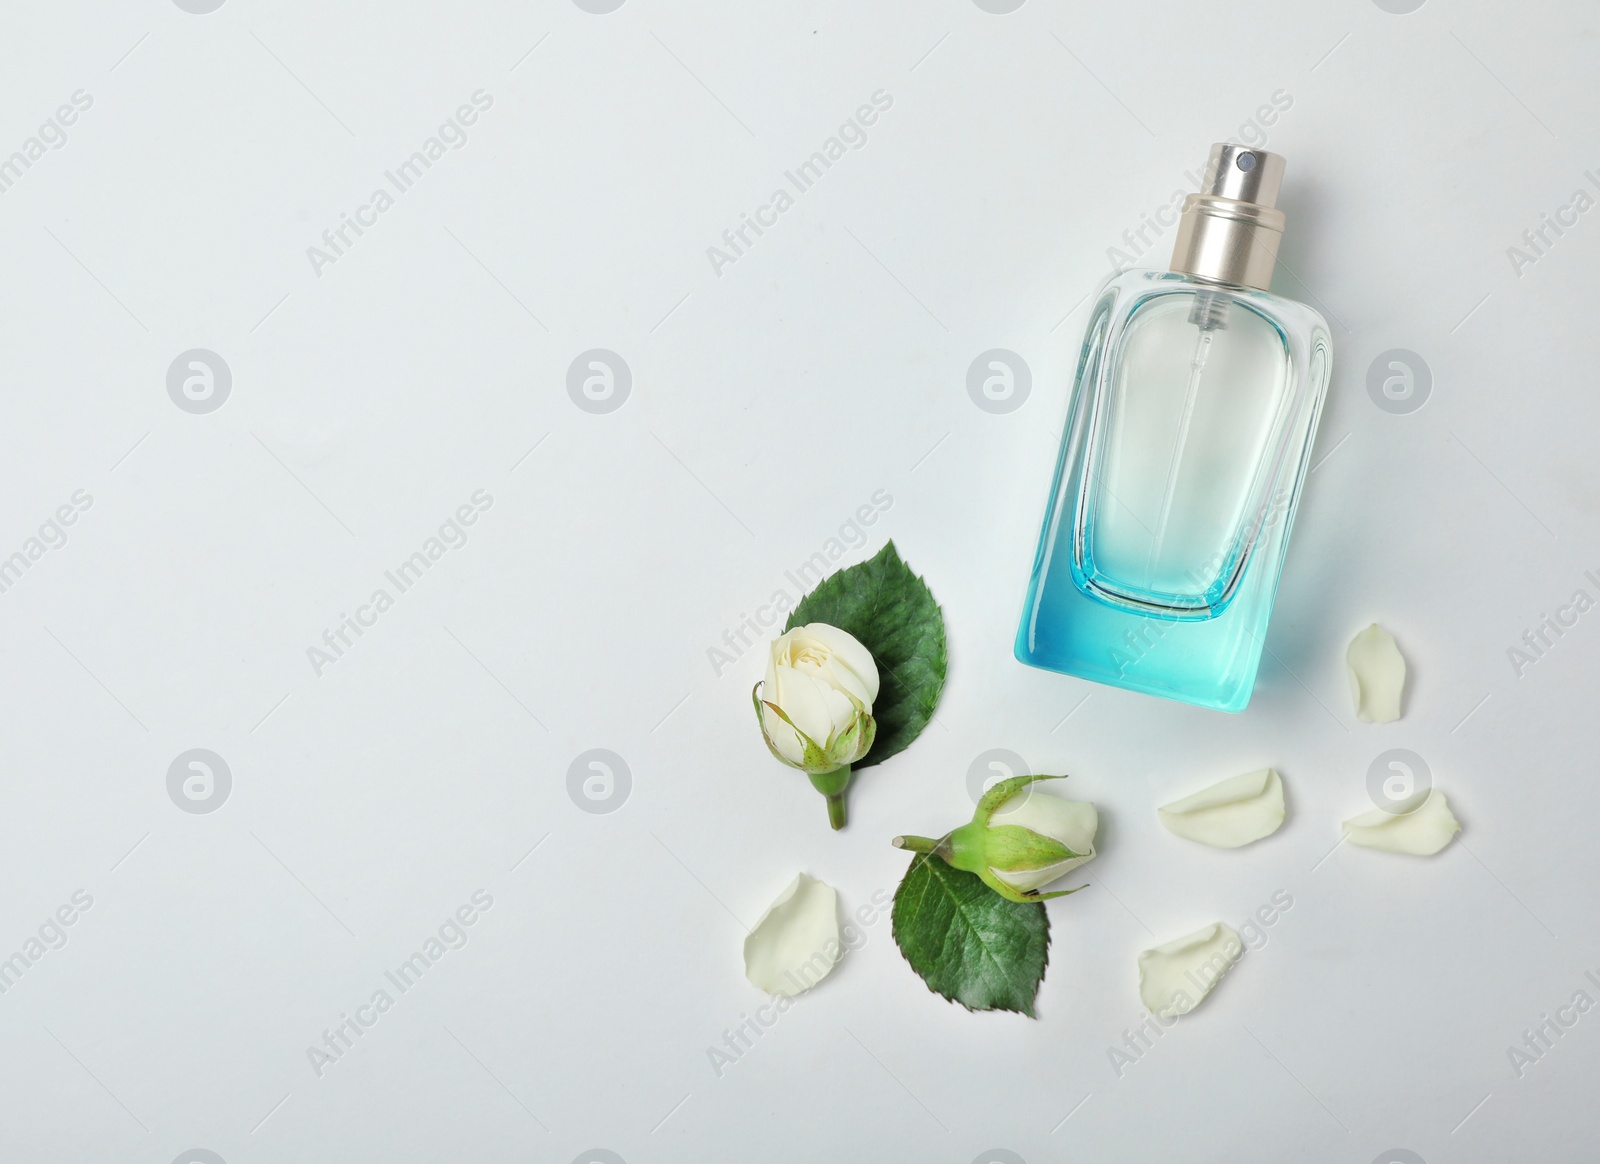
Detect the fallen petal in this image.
<box><xmin>1138</xmin><ymin>922</ymin><xmax>1243</xmax><ymax>1018</ymax></box>
<box><xmin>1158</xmin><ymin>768</ymin><xmax>1285</xmax><ymax>849</ymax></box>
<box><xmin>1342</xmin><ymin>788</ymin><xmax>1460</xmax><ymax>856</ymax></box>
<box><xmin>743</xmin><ymin>873</ymin><xmax>842</xmax><ymax>997</ymax></box>
<box><xmin>1346</xmin><ymin>623</ymin><xmax>1406</xmax><ymax>723</ymax></box>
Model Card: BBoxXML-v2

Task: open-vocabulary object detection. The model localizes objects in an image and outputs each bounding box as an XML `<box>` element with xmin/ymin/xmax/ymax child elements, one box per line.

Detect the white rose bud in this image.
<box><xmin>984</xmin><ymin>789</ymin><xmax>1098</xmax><ymax>894</ymax></box>
<box><xmin>753</xmin><ymin>623</ymin><xmax>879</xmax><ymax>830</ymax></box>
<box><xmin>893</xmin><ymin>774</ymin><xmax>1096</xmax><ymax>904</ymax></box>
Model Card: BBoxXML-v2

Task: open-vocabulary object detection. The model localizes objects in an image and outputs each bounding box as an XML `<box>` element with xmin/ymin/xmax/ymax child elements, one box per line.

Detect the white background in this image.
<box><xmin>0</xmin><ymin>1</ymin><xmax>1595</xmax><ymax>1162</ymax></box>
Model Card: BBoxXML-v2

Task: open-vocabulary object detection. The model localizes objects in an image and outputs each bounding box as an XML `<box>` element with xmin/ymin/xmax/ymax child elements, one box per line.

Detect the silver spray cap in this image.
<box><xmin>1169</xmin><ymin>143</ymin><xmax>1287</xmax><ymax>291</ymax></box>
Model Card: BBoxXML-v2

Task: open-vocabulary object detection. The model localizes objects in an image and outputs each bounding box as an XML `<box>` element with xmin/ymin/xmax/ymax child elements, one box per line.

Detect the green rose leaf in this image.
<box><xmin>786</xmin><ymin>541</ymin><xmax>946</xmax><ymax>771</ymax></box>
<box><xmin>890</xmin><ymin>851</ymin><xmax>1050</xmax><ymax>1016</ymax></box>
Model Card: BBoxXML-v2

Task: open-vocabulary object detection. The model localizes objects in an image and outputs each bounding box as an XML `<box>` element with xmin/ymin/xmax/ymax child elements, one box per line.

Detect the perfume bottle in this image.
<box><xmin>1015</xmin><ymin>143</ymin><xmax>1332</xmax><ymax>712</ymax></box>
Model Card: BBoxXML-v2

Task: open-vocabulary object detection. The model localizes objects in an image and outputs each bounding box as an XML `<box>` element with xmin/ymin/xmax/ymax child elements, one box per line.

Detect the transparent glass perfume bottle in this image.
<box><xmin>1016</xmin><ymin>144</ymin><xmax>1332</xmax><ymax>712</ymax></box>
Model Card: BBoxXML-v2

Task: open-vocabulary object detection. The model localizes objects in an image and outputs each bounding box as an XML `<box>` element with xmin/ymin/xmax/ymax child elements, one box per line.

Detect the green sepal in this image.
<box><xmin>973</xmin><ymin>866</ymin><xmax>1034</xmax><ymax>904</ymax></box>
<box><xmin>828</xmin><ymin>709</ymin><xmax>877</xmax><ymax>767</ymax></box>
<box><xmin>974</xmin><ymin>772</ymin><xmax>1070</xmax><ymax>826</ymax></box>
<box><xmin>981</xmin><ymin>824</ymin><xmax>1081</xmax><ymax>871</ymax></box>
<box><xmin>975</xmin><ymin>865</ymin><xmax>1088</xmax><ymax>905</ymax></box>
<box><xmin>753</xmin><ymin>684</ymin><xmax>830</xmax><ymax>772</ymax></box>
<box><xmin>943</xmin><ymin>814</ymin><xmax>1079</xmax><ymax>879</ymax></box>
<box><xmin>754</xmin><ymin>682</ymin><xmax>876</xmax><ymax>775</ymax></box>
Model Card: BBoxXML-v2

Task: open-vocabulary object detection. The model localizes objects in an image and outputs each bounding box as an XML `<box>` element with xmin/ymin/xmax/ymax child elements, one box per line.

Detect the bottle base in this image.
<box><xmin>1014</xmin><ymin>581</ymin><xmax>1263</xmax><ymax>713</ymax></box>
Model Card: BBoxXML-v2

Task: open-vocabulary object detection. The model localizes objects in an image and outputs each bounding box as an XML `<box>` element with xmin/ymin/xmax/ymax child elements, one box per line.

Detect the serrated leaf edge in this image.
<box><xmin>890</xmin><ymin>852</ymin><xmax>1051</xmax><ymax>1017</ymax></box>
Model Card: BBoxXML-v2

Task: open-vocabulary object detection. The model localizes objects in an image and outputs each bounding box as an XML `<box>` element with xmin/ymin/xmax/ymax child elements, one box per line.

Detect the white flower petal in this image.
<box><xmin>1346</xmin><ymin>623</ymin><xmax>1406</xmax><ymax>723</ymax></box>
<box><xmin>816</xmin><ymin>683</ymin><xmax>859</xmax><ymax>739</ymax></box>
<box><xmin>1341</xmin><ymin>788</ymin><xmax>1460</xmax><ymax>856</ymax></box>
<box><xmin>1158</xmin><ymin>768</ymin><xmax>1285</xmax><ymax>849</ymax></box>
<box><xmin>813</xmin><ymin>657</ymin><xmax>873</xmax><ymax>708</ymax></box>
<box><xmin>1138</xmin><ymin>922</ymin><xmax>1243</xmax><ymax>1018</ymax></box>
<box><xmin>769</xmin><ymin>665</ymin><xmax>838</xmax><ymax>747</ymax></box>
<box><xmin>797</xmin><ymin>623</ymin><xmax>880</xmax><ymax>706</ymax></box>
<box><xmin>743</xmin><ymin>874</ymin><xmax>842</xmax><ymax>997</ymax></box>
<box><xmin>992</xmin><ymin>855</ymin><xmax>1085</xmax><ymax>892</ymax></box>
<box><xmin>759</xmin><ymin>702</ymin><xmax>808</xmax><ymax>766</ymax></box>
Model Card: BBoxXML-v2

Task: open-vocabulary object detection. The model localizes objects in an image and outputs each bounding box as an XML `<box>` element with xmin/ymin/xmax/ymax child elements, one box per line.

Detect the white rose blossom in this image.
<box><xmin>754</xmin><ymin>623</ymin><xmax>879</xmax><ymax>829</ymax></box>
